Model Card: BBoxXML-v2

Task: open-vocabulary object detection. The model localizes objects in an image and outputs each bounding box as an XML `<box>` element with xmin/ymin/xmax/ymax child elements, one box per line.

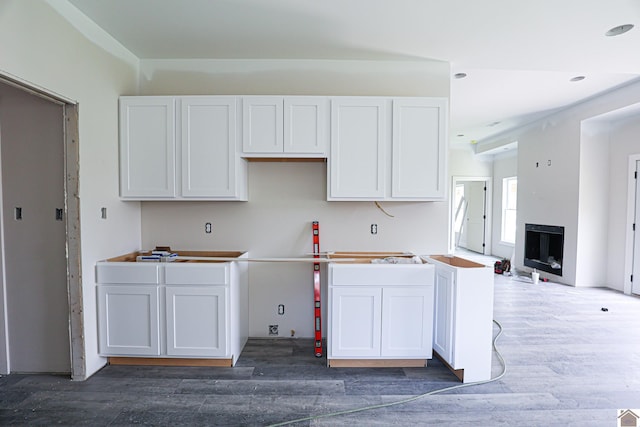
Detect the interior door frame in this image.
<box><xmin>624</xmin><ymin>154</ymin><xmax>640</xmax><ymax>295</ymax></box>
<box><xmin>0</xmin><ymin>73</ymin><xmax>84</xmax><ymax>379</ymax></box>
<box><xmin>449</xmin><ymin>176</ymin><xmax>492</xmax><ymax>255</ymax></box>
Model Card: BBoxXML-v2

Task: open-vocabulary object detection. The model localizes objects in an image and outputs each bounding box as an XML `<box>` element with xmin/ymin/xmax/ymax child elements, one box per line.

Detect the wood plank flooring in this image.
<box><xmin>1</xmin><ymin>274</ymin><xmax>639</xmax><ymax>426</ymax></box>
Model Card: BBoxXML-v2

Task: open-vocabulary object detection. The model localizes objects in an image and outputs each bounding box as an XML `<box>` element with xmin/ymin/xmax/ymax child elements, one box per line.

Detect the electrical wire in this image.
<box><xmin>374</xmin><ymin>201</ymin><xmax>395</xmax><ymax>218</ymax></box>
<box><xmin>267</xmin><ymin>319</ymin><xmax>506</xmax><ymax>427</ymax></box>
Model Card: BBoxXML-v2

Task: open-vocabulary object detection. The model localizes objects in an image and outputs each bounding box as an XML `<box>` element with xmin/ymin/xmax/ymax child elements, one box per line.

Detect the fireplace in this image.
<box><xmin>524</xmin><ymin>224</ymin><xmax>564</xmax><ymax>276</ymax></box>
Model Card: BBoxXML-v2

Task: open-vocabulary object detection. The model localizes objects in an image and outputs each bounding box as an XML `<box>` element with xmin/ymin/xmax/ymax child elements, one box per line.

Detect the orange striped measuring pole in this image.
<box><xmin>312</xmin><ymin>221</ymin><xmax>322</xmax><ymax>357</ymax></box>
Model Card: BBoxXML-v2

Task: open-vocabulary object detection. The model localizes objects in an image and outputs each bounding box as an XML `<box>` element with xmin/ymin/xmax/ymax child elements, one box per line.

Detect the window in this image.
<box><xmin>501</xmin><ymin>177</ymin><xmax>517</xmax><ymax>245</ymax></box>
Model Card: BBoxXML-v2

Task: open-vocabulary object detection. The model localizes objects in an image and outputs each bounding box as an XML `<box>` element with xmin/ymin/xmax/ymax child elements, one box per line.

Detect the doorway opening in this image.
<box><xmin>628</xmin><ymin>157</ymin><xmax>640</xmax><ymax>296</ymax></box>
<box><xmin>0</xmin><ymin>75</ymin><xmax>83</xmax><ymax>378</ymax></box>
<box><xmin>450</xmin><ymin>176</ymin><xmax>492</xmax><ymax>255</ymax></box>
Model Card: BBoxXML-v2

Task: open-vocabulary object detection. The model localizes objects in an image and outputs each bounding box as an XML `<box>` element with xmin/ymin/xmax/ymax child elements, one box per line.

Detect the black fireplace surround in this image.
<box><xmin>524</xmin><ymin>223</ymin><xmax>564</xmax><ymax>276</ymax></box>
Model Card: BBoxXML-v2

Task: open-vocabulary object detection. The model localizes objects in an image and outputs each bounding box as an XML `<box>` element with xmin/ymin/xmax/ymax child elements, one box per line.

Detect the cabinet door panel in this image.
<box><xmin>392</xmin><ymin>99</ymin><xmax>447</xmax><ymax>199</ymax></box>
<box><xmin>119</xmin><ymin>97</ymin><xmax>176</xmax><ymax>197</ymax></box>
<box><xmin>166</xmin><ymin>286</ymin><xmax>227</xmax><ymax>357</ymax></box>
<box><xmin>330</xmin><ymin>287</ymin><xmax>381</xmax><ymax>357</ymax></box>
<box><xmin>329</xmin><ymin>99</ymin><xmax>385</xmax><ymax>199</ymax></box>
<box><xmin>182</xmin><ymin>97</ymin><xmax>237</xmax><ymax>197</ymax></box>
<box><xmin>381</xmin><ymin>287</ymin><xmax>434</xmax><ymax>357</ymax></box>
<box><xmin>242</xmin><ymin>97</ymin><xmax>283</xmax><ymax>153</ymax></box>
<box><xmin>97</xmin><ymin>285</ymin><xmax>160</xmax><ymax>356</ymax></box>
<box><xmin>284</xmin><ymin>97</ymin><xmax>328</xmax><ymax>154</ymax></box>
<box><xmin>433</xmin><ymin>268</ymin><xmax>455</xmax><ymax>363</ymax></box>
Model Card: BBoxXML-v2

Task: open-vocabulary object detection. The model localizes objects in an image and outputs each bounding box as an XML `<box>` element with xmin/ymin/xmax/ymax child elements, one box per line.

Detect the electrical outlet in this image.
<box><xmin>269</xmin><ymin>325</ymin><xmax>279</xmax><ymax>336</ymax></box>
<box><xmin>278</xmin><ymin>304</ymin><xmax>285</xmax><ymax>315</ymax></box>
<box><xmin>371</xmin><ymin>224</ymin><xmax>378</xmax><ymax>234</ymax></box>
<box><xmin>205</xmin><ymin>222</ymin><xmax>212</xmax><ymax>234</ymax></box>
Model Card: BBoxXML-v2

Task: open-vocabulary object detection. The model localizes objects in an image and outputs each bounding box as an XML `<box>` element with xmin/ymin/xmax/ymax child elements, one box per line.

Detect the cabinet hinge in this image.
<box><xmin>635</xmin><ymin>171</ymin><xmax>638</xmax><ymax>179</ymax></box>
<box><xmin>631</xmin><ymin>274</ymin><xmax>634</xmax><ymax>283</ymax></box>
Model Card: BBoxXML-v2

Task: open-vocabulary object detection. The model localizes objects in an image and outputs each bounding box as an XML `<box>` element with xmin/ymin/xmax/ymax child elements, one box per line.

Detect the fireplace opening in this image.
<box><xmin>524</xmin><ymin>224</ymin><xmax>564</xmax><ymax>276</ymax></box>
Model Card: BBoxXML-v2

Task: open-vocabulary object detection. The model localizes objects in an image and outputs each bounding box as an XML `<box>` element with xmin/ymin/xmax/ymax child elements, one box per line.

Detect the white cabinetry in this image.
<box><xmin>119</xmin><ymin>96</ymin><xmax>247</xmax><ymax>200</ymax></box>
<box><xmin>329</xmin><ymin>98</ymin><xmax>386</xmax><ymax>199</ymax></box>
<box><xmin>242</xmin><ymin>96</ymin><xmax>328</xmax><ymax>157</ymax></box>
<box><xmin>392</xmin><ymin>98</ymin><xmax>447</xmax><ymax>199</ymax></box>
<box><xmin>97</xmin><ymin>284</ymin><xmax>161</xmax><ymax>356</ymax></box>
<box><xmin>96</xmin><ymin>257</ymin><xmax>248</xmax><ymax>365</ymax></box>
<box><xmin>424</xmin><ymin>255</ymin><xmax>494</xmax><ymax>383</ymax></box>
<box><xmin>120</xmin><ymin>97</ymin><xmax>176</xmax><ymax>198</ymax></box>
<box><xmin>328</xmin><ymin>97</ymin><xmax>447</xmax><ymax>201</ymax></box>
<box><xmin>181</xmin><ymin>97</ymin><xmax>244</xmax><ymax>198</ymax></box>
<box><xmin>328</xmin><ymin>263</ymin><xmax>434</xmax><ymax>366</ymax></box>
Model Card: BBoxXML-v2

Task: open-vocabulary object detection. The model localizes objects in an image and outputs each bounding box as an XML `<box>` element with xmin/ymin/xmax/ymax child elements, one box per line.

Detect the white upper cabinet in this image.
<box><xmin>328</xmin><ymin>98</ymin><xmax>386</xmax><ymax>199</ymax></box>
<box><xmin>242</xmin><ymin>96</ymin><xmax>328</xmax><ymax>157</ymax></box>
<box><xmin>392</xmin><ymin>98</ymin><xmax>447</xmax><ymax>199</ymax></box>
<box><xmin>328</xmin><ymin>97</ymin><xmax>448</xmax><ymax>201</ymax></box>
<box><xmin>181</xmin><ymin>97</ymin><xmax>240</xmax><ymax>198</ymax></box>
<box><xmin>242</xmin><ymin>96</ymin><xmax>283</xmax><ymax>154</ymax></box>
<box><xmin>284</xmin><ymin>97</ymin><xmax>328</xmax><ymax>155</ymax></box>
<box><xmin>120</xmin><ymin>97</ymin><xmax>176</xmax><ymax>198</ymax></box>
<box><xmin>119</xmin><ymin>96</ymin><xmax>247</xmax><ymax>201</ymax></box>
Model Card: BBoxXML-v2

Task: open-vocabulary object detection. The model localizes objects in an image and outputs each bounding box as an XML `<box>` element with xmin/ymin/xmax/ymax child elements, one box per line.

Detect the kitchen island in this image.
<box><xmin>95</xmin><ymin>250</ymin><xmax>248</xmax><ymax>366</ymax></box>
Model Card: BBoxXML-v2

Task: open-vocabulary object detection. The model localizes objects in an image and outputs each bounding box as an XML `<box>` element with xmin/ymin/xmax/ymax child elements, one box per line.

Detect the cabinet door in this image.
<box><xmin>284</xmin><ymin>97</ymin><xmax>328</xmax><ymax>155</ymax></box>
<box><xmin>242</xmin><ymin>97</ymin><xmax>283</xmax><ymax>153</ymax></box>
<box><xmin>392</xmin><ymin>98</ymin><xmax>447</xmax><ymax>199</ymax></box>
<box><xmin>97</xmin><ymin>285</ymin><xmax>160</xmax><ymax>356</ymax></box>
<box><xmin>181</xmin><ymin>97</ymin><xmax>238</xmax><ymax>198</ymax></box>
<box><xmin>432</xmin><ymin>267</ymin><xmax>455</xmax><ymax>364</ymax></box>
<box><xmin>165</xmin><ymin>286</ymin><xmax>227</xmax><ymax>357</ymax></box>
<box><xmin>381</xmin><ymin>286</ymin><xmax>434</xmax><ymax>357</ymax></box>
<box><xmin>119</xmin><ymin>97</ymin><xmax>176</xmax><ymax>197</ymax></box>
<box><xmin>329</xmin><ymin>98</ymin><xmax>386</xmax><ymax>199</ymax></box>
<box><xmin>330</xmin><ymin>287</ymin><xmax>382</xmax><ymax>357</ymax></box>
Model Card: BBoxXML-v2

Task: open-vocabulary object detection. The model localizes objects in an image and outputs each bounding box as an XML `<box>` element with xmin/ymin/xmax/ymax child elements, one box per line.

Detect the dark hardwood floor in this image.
<box><xmin>1</xmin><ymin>274</ymin><xmax>639</xmax><ymax>426</ymax></box>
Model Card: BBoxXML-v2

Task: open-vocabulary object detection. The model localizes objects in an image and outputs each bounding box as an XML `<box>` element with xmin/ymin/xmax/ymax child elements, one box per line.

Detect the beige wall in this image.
<box><xmin>138</xmin><ymin>58</ymin><xmax>451</xmax><ymax>337</ymax></box>
<box><xmin>0</xmin><ymin>0</ymin><xmax>140</xmax><ymax>378</ymax></box>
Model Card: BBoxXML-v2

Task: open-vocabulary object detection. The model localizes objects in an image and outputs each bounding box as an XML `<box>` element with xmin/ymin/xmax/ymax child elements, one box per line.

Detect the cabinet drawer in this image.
<box><xmin>165</xmin><ymin>263</ymin><xmax>229</xmax><ymax>285</ymax></box>
<box><xmin>96</xmin><ymin>263</ymin><xmax>159</xmax><ymax>284</ymax></box>
<box><xmin>329</xmin><ymin>264</ymin><xmax>433</xmax><ymax>286</ymax></box>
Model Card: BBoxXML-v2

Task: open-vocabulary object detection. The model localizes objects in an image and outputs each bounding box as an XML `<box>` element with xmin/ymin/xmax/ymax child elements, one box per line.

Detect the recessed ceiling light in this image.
<box><xmin>606</xmin><ymin>24</ymin><xmax>634</xmax><ymax>36</ymax></box>
<box><xmin>457</xmin><ymin>134</ymin><xmax>465</xmax><ymax>137</ymax></box>
<box><xmin>454</xmin><ymin>73</ymin><xmax>467</xmax><ymax>79</ymax></box>
<box><xmin>570</xmin><ymin>76</ymin><xmax>586</xmax><ymax>82</ymax></box>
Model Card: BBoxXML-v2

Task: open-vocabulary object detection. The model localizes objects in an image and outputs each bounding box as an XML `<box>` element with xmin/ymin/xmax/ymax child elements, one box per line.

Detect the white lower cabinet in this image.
<box><xmin>381</xmin><ymin>287</ymin><xmax>434</xmax><ymax>357</ymax></box>
<box><xmin>97</xmin><ymin>285</ymin><xmax>161</xmax><ymax>356</ymax></box>
<box><xmin>425</xmin><ymin>255</ymin><xmax>494</xmax><ymax>383</ymax></box>
<box><xmin>96</xmin><ymin>259</ymin><xmax>248</xmax><ymax>364</ymax></box>
<box><xmin>328</xmin><ymin>263</ymin><xmax>434</xmax><ymax>365</ymax></box>
<box><xmin>330</xmin><ymin>287</ymin><xmax>382</xmax><ymax>357</ymax></box>
<box><xmin>165</xmin><ymin>285</ymin><xmax>227</xmax><ymax>357</ymax></box>
<box><xmin>433</xmin><ymin>267</ymin><xmax>455</xmax><ymax>361</ymax></box>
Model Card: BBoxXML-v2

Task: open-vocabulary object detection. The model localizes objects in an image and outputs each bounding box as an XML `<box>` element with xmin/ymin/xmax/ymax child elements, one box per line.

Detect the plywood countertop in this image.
<box><xmin>106</xmin><ymin>250</ymin><xmax>246</xmax><ymax>263</ymax></box>
<box><xmin>327</xmin><ymin>251</ymin><xmax>420</xmax><ymax>264</ymax></box>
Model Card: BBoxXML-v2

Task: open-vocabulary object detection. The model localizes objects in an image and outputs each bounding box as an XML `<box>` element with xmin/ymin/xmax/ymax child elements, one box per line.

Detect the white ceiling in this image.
<box><xmin>67</xmin><ymin>0</ymin><xmax>640</xmax><ymax>147</ymax></box>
